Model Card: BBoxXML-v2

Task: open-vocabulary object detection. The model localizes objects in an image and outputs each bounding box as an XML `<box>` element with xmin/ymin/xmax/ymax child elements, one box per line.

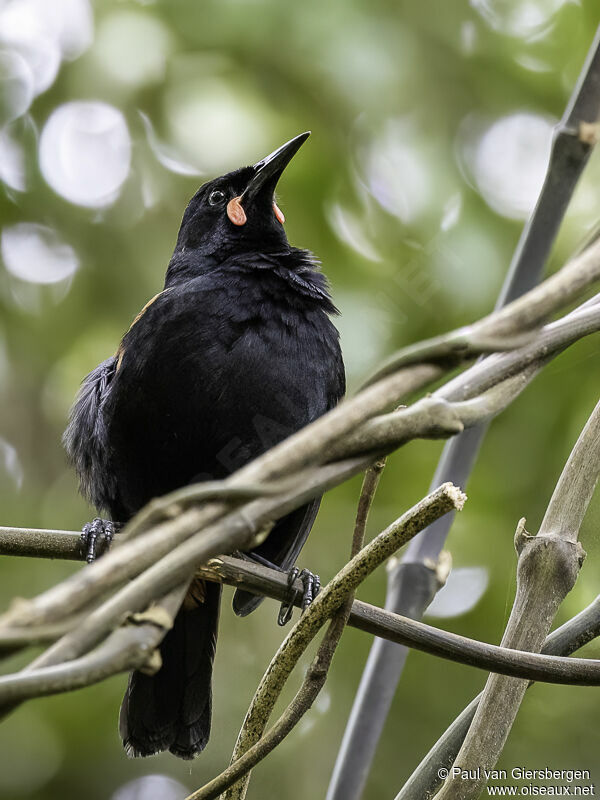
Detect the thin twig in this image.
<box><xmin>364</xmin><ymin>233</ymin><xmax>600</xmax><ymax>386</ymax></box>
<box><xmin>216</xmin><ymin>484</ymin><xmax>465</xmax><ymax>800</ymax></box>
<box><xmin>0</xmin><ymin>461</ymin><xmax>372</xmax><ymax>722</ymax></box>
<box><xmin>396</xmin><ymin>593</ymin><xmax>600</xmax><ymax>800</ymax></box>
<box><xmin>0</xmin><ymin>459</ymin><xmax>366</xmax><ymax>632</ymax></box>
<box><xmin>328</xmin><ymin>26</ymin><xmax>600</xmax><ymax>799</ymax></box>
<box><xmin>435</xmin><ymin>398</ymin><xmax>600</xmax><ymax>799</ymax></box>
<box><xmin>0</xmin><ymin>527</ymin><xmax>86</xmax><ymax>561</ymax></box>
<box><xmin>119</xmin><ymin>480</ymin><xmax>297</xmax><ymax>541</ymax></box>
<box><xmin>185</xmin><ymin>459</ymin><xmax>387</xmax><ymax>800</ymax></box>
<box><xmin>3</xmin><ymin>550</ymin><xmax>600</xmax><ymax>688</ymax></box>
<box><xmin>0</xmin><ymin>584</ymin><xmax>188</xmax><ymax>703</ymax></box>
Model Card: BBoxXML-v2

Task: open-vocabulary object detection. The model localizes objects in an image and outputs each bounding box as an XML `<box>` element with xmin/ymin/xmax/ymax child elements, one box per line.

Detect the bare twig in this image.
<box><xmin>396</xmin><ymin>593</ymin><xmax>600</xmax><ymax>800</ymax></box>
<box><xmin>213</xmin><ymin>484</ymin><xmax>465</xmax><ymax>800</ymax></box>
<box><xmin>0</xmin><ymin>459</ymin><xmax>366</xmax><ymax>632</ymax></box>
<box><xmin>335</xmin><ymin>370</ymin><xmax>537</xmax><ymax>459</ymax></box>
<box><xmin>120</xmin><ymin>480</ymin><xmax>296</xmax><ymax>541</ymax></box>
<box><xmin>0</xmin><ymin>584</ymin><xmax>188</xmax><ymax>703</ymax></box>
<box><xmin>0</xmin><ymin>617</ymin><xmax>87</xmax><ymax>655</ymax></box>
<box><xmin>435</xmin><ymin>398</ymin><xmax>600</xmax><ymax>799</ymax></box>
<box><xmin>328</xmin><ymin>24</ymin><xmax>600</xmax><ymax>798</ymax></box>
<box><xmin>364</xmin><ymin>232</ymin><xmax>600</xmax><ymax>386</ymax></box>
<box><xmin>185</xmin><ymin>460</ymin><xmax>387</xmax><ymax>800</ymax></box>
<box><xmin>3</xmin><ymin>549</ymin><xmax>600</xmax><ymax>688</ymax></box>
<box><xmin>0</xmin><ymin>527</ymin><xmax>86</xmax><ymax>561</ymax></box>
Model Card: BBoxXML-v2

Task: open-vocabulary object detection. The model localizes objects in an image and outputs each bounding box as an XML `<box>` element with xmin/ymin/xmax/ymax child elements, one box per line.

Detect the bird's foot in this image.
<box><xmin>278</xmin><ymin>567</ymin><xmax>321</xmax><ymax>626</ymax></box>
<box><xmin>81</xmin><ymin>518</ymin><xmax>121</xmax><ymax>563</ymax></box>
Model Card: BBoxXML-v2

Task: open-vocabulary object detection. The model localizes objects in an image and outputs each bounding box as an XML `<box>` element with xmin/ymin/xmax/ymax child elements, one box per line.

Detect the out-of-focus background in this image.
<box><xmin>1</xmin><ymin>1</ymin><xmax>600</xmax><ymax>798</ymax></box>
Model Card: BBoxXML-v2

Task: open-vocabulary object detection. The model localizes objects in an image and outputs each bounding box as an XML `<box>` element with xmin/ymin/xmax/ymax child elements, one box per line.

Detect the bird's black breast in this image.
<box><xmin>101</xmin><ymin>259</ymin><xmax>344</xmax><ymax>518</ymax></box>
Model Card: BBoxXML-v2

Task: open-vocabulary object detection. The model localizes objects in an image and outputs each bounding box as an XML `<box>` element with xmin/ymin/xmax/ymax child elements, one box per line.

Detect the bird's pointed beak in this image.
<box><xmin>240</xmin><ymin>132</ymin><xmax>310</xmax><ymax>207</ymax></box>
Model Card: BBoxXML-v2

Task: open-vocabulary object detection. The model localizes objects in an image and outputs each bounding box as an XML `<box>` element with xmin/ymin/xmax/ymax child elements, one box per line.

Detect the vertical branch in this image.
<box><xmin>326</xmin><ymin>24</ymin><xmax>600</xmax><ymax>800</ymax></box>
<box><xmin>395</xmin><ymin>593</ymin><xmax>600</xmax><ymax>800</ymax></box>
<box><xmin>212</xmin><ymin>484</ymin><xmax>464</xmax><ymax>800</ymax></box>
<box><xmin>434</xmin><ymin>399</ymin><xmax>600</xmax><ymax>800</ymax></box>
<box><xmin>184</xmin><ymin>460</ymin><xmax>386</xmax><ymax>800</ymax></box>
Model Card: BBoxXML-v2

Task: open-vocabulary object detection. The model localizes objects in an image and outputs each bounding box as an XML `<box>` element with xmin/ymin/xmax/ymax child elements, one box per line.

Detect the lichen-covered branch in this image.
<box><xmin>3</xmin><ymin>547</ymin><xmax>600</xmax><ymax>689</ymax></box>
<box><xmin>185</xmin><ymin>460</ymin><xmax>387</xmax><ymax>800</ymax></box>
<box><xmin>0</xmin><ymin>584</ymin><xmax>188</xmax><ymax>704</ymax></box>
<box><xmin>219</xmin><ymin>483</ymin><xmax>465</xmax><ymax>800</ymax></box>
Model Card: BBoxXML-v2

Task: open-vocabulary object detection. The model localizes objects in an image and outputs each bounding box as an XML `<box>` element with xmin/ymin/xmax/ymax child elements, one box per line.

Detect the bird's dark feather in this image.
<box><xmin>119</xmin><ymin>582</ymin><xmax>221</xmax><ymax>759</ymax></box>
<box><xmin>63</xmin><ymin>358</ymin><xmax>121</xmax><ymax>515</ymax></box>
<box><xmin>65</xmin><ymin>158</ymin><xmax>345</xmax><ymax>759</ymax></box>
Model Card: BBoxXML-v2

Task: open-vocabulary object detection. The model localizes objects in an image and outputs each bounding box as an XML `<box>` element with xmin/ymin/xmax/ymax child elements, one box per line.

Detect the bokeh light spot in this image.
<box><xmin>139</xmin><ymin>111</ymin><xmax>203</xmax><ymax>176</ymax></box>
<box><xmin>165</xmin><ymin>79</ymin><xmax>269</xmax><ymax>173</ymax></box>
<box><xmin>94</xmin><ymin>11</ymin><xmax>171</xmax><ymax>87</ymax></box>
<box><xmin>463</xmin><ymin>112</ymin><xmax>555</xmax><ymax>219</ymax></box>
<box><xmin>0</xmin><ymin>0</ymin><xmax>92</xmax><ymax>102</ymax></box>
<box><xmin>0</xmin><ymin>49</ymin><xmax>34</xmax><ymax>126</ymax></box>
<box><xmin>362</xmin><ymin>119</ymin><xmax>432</xmax><ymax>224</ymax></box>
<box><xmin>112</xmin><ymin>775</ymin><xmax>189</xmax><ymax>800</ymax></box>
<box><xmin>0</xmin><ymin>0</ymin><xmax>93</xmax><ymax>63</ymax></box>
<box><xmin>39</xmin><ymin>101</ymin><xmax>131</xmax><ymax>207</ymax></box>
<box><xmin>1</xmin><ymin>223</ymin><xmax>79</xmax><ymax>284</ymax></box>
<box><xmin>0</xmin><ymin>121</ymin><xmax>27</xmax><ymax>191</ymax></box>
<box><xmin>326</xmin><ymin>203</ymin><xmax>382</xmax><ymax>262</ymax></box>
<box><xmin>426</xmin><ymin>566</ymin><xmax>489</xmax><ymax>618</ymax></box>
<box><xmin>471</xmin><ymin>0</ymin><xmax>572</xmax><ymax>39</ymax></box>
<box><xmin>0</xmin><ymin>438</ymin><xmax>23</xmax><ymax>490</ymax></box>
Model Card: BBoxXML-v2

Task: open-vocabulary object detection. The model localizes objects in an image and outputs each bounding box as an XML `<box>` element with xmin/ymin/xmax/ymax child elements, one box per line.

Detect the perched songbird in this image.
<box><xmin>63</xmin><ymin>133</ymin><xmax>345</xmax><ymax>759</ymax></box>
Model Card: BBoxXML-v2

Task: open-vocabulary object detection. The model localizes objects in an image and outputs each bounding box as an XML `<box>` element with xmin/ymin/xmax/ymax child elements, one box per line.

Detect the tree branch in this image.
<box><xmin>3</xmin><ymin>546</ymin><xmax>600</xmax><ymax>688</ymax></box>
<box><xmin>0</xmin><ymin>584</ymin><xmax>188</xmax><ymax>703</ymax></box>
<box><xmin>327</xmin><ymin>25</ymin><xmax>600</xmax><ymax>799</ymax></box>
<box><xmin>1</xmin><ymin>251</ymin><xmax>598</xmax><ymax>641</ymax></box>
<box><xmin>214</xmin><ymin>483</ymin><xmax>464</xmax><ymax>800</ymax></box>
<box><xmin>185</xmin><ymin>459</ymin><xmax>387</xmax><ymax>800</ymax></box>
<box><xmin>395</xmin><ymin>594</ymin><xmax>600</xmax><ymax>800</ymax></box>
<box><xmin>434</xmin><ymin>398</ymin><xmax>600</xmax><ymax>799</ymax></box>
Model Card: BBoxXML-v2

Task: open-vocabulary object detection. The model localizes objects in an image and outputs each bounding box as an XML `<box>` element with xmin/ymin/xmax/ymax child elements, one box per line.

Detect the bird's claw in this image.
<box><xmin>81</xmin><ymin>518</ymin><xmax>119</xmax><ymax>563</ymax></box>
<box><xmin>277</xmin><ymin>567</ymin><xmax>321</xmax><ymax>626</ymax></box>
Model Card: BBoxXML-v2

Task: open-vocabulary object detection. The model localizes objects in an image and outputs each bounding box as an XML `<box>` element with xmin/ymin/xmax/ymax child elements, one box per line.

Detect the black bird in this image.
<box><xmin>63</xmin><ymin>132</ymin><xmax>345</xmax><ymax>759</ymax></box>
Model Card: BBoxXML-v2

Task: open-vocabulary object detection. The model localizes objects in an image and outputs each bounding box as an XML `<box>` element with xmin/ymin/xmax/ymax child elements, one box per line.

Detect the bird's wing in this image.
<box><xmin>63</xmin><ymin>356</ymin><xmax>120</xmax><ymax>515</ymax></box>
<box><xmin>232</xmin><ymin>499</ymin><xmax>322</xmax><ymax>617</ymax></box>
<box><xmin>233</xmin><ymin>335</ymin><xmax>346</xmax><ymax>617</ymax></box>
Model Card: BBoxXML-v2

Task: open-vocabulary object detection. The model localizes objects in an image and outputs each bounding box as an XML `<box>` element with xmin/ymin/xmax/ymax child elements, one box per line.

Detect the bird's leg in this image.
<box><xmin>233</xmin><ymin>551</ymin><xmax>321</xmax><ymax>625</ymax></box>
<box><xmin>277</xmin><ymin>567</ymin><xmax>321</xmax><ymax>626</ymax></box>
<box><xmin>81</xmin><ymin>518</ymin><xmax>122</xmax><ymax>563</ymax></box>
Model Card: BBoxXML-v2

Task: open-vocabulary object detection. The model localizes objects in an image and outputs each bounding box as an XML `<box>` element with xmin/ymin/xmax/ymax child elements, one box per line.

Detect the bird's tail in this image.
<box><xmin>119</xmin><ymin>580</ymin><xmax>221</xmax><ymax>759</ymax></box>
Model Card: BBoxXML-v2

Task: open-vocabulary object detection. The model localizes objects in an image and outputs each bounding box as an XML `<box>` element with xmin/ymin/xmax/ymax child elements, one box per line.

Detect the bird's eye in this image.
<box><xmin>208</xmin><ymin>190</ymin><xmax>225</xmax><ymax>206</ymax></box>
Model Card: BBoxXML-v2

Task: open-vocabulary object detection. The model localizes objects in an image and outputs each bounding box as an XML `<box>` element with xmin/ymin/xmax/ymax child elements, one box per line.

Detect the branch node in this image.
<box><xmin>128</xmin><ymin>606</ymin><xmax>175</xmax><ymax>631</ymax></box>
<box><xmin>579</xmin><ymin>121</ymin><xmax>600</xmax><ymax>145</ymax></box>
<box><xmin>246</xmin><ymin>521</ymin><xmax>275</xmax><ymax>551</ymax></box>
<box><xmin>139</xmin><ymin>648</ymin><xmax>162</xmax><ymax>676</ymax></box>
<box><xmin>518</xmin><ymin>533</ymin><xmax>585</xmax><ymax>595</ymax></box>
<box><xmin>514</xmin><ymin>517</ymin><xmax>531</xmax><ymax>554</ymax></box>
<box><xmin>436</xmin><ymin>550</ymin><xmax>453</xmax><ymax>589</ymax></box>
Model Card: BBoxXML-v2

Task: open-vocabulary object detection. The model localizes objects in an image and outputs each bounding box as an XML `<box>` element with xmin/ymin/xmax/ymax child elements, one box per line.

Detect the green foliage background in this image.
<box><xmin>1</xmin><ymin>1</ymin><xmax>600</xmax><ymax>798</ymax></box>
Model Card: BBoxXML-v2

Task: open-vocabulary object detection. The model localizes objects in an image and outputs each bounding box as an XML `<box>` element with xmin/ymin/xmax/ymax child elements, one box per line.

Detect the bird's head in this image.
<box><xmin>175</xmin><ymin>132</ymin><xmax>310</xmax><ymax>260</ymax></box>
